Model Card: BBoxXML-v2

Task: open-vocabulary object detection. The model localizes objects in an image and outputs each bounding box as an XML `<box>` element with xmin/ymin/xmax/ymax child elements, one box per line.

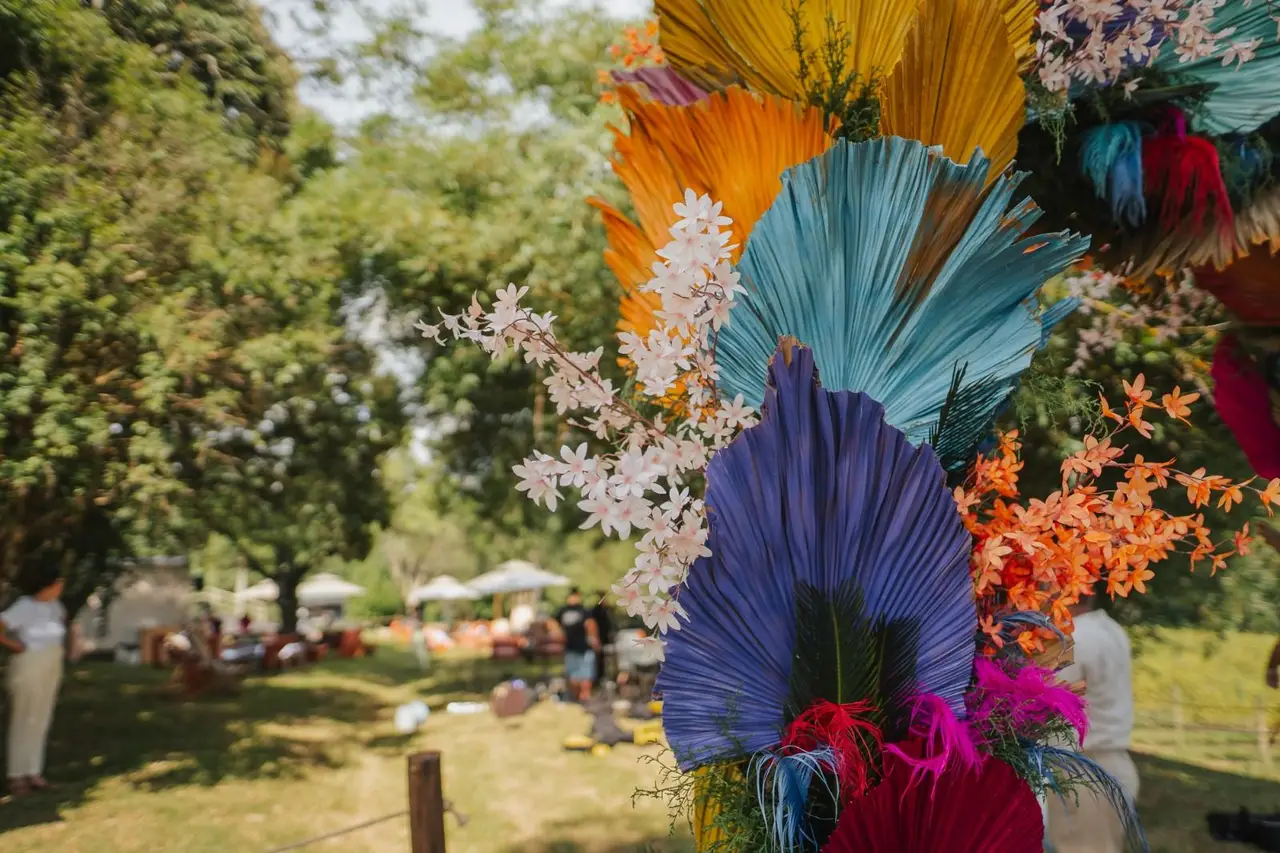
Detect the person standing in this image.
<box><xmin>1046</xmin><ymin>596</ymin><xmax>1138</xmax><ymax>853</ymax></box>
<box><xmin>590</xmin><ymin>590</ymin><xmax>614</xmax><ymax>688</ymax></box>
<box><xmin>555</xmin><ymin>588</ymin><xmax>599</xmax><ymax>702</ymax></box>
<box><xmin>0</xmin><ymin>564</ymin><xmax>66</xmax><ymax>796</ymax></box>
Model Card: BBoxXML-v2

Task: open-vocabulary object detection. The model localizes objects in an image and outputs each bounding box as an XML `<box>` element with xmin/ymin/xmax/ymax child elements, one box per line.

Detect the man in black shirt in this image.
<box><xmin>590</xmin><ymin>590</ymin><xmax>614</xmax><ymax>687</ymax></box>
<box><xmin>556</xmin><ymin>588</ymin><xmax>599</xmax><ymax>701</ymax></box>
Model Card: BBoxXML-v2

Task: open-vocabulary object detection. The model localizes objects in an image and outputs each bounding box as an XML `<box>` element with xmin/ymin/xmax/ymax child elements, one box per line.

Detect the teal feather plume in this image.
<box><xmin>1080</xmin><ymin>122</ymin><xmax>1147</xmax><ymax>227</ymax></box>
<box><xmin>716</xmin><ymin>137</ymin><xmax>1089</xmax><ymax>464</ymax></box>
<box><xmin>1152</xmin><ymin>0</ymin><xmax>1280</xmax><ymax>135</ymax></box>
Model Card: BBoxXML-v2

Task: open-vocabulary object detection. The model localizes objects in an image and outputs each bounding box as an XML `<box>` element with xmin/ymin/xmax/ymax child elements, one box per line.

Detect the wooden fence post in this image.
<box><xmin>1258</xmin><ymin>699</ymin><xmax>1273</xmax><ymax>772</ymax></box>
<box><xmin>409</xmin><ymin>751</ymin><xmax>447</xmax><ymax>853</ymax></box>
<box><xmin>1172</xmin><ymin>686</ymin><xmax>1185</xmax><ymax>748</ymax></box>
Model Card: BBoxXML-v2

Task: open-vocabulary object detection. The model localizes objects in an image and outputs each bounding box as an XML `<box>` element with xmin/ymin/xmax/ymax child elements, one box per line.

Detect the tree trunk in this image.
<box><xmin>277</xmin><ymin>571</ymin><xmax>300</xmax><ymax>635</ymax></box>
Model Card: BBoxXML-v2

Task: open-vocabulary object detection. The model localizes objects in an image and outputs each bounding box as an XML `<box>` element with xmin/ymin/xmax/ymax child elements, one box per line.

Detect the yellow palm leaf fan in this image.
<box><xmin>880</xmin><ymin>0</ymin><xmax>1026</xmax><ymax>179</ymax></box>
<box><xmin>590</xmin><ymin>85</ymin><xmax>836</xmax><ymax>339</ymax></box>
<box><xmin>1001</xmin><ymin>0</ymin><xmax>1039</xmax><ymax>72</ymax></box>
<box><xmin>656</xmin><ymin>0</ymin><xmax>922</xmax><ymax>104</ymax></box>
<box><xmin>690</xmin><ymin>764</ymin><xmax>742</xmax><ymax>851</ymax></box>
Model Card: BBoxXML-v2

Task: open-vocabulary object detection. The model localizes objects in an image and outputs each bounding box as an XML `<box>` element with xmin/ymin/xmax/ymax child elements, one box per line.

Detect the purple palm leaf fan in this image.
<box><xmin>657</xmin><ymin>344</ymin><xmax>977</xmax><ymax>770</ymax></box>
<box><xmin>611</xmin><ymin>67</ymin><xmax>708</xmax><ymax>106</ymax></box>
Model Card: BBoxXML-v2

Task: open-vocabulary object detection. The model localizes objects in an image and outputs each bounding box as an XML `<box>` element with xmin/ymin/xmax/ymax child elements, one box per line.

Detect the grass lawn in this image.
<box><xmin>0</xmin><ymin>649</ymin><xmax>689</xmax><ymax>853</ymax></box>
<box><xmin>2</xmin><ymin>630</ymin><xmax>1280</xmax><ymax>852</ymax></box>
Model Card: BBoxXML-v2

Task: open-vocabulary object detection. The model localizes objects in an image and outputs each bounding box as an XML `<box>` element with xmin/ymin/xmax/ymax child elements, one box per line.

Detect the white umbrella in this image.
<box><xmin>468</xmin><ymin>560</ymin><xmax>570</xmax><ymax>596</ymax></box>
<box><xmin>407</xmin><ymin>575</ymin><xmax>478</xmax><ymax>606</ymax></box>
<box><xmin>298</xmin><ymin>573</ymin><xmax>366</xmax><ymax>606</ymax></box>
<box><xmin>239</xmin><ymin>579</ymin><xmax>280</xmax><ymax>601</ymax></box>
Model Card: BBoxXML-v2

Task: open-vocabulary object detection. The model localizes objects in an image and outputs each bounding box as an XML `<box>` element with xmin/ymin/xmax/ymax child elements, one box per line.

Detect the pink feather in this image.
<box><xmin>884</xmin><ymin>693</ymin><xmax>983</xmax><ymax>787</ymax></box>
<box><xmin>968</xmin><ymin>658</ymin><xmax>1089</xmax><ymax>745</ymax></box>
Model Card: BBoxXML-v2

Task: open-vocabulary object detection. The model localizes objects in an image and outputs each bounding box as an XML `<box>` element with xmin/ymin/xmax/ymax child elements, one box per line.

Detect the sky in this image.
<box><xmin>265</xmin><ymin>0</ymin><xmax>651</xmax><ymax>126</ymax></box>
<box><xmin>263</xmin><ymin>1</ymin><xmax>651</xmax><ymax>461</ymax></box>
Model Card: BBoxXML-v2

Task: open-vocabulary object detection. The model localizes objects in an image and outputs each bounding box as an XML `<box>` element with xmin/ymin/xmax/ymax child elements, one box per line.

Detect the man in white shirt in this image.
<box><xmin>1046</xmin><ymin>596</ymin><xmax>1139</xmax><ymax>853</ymax></box>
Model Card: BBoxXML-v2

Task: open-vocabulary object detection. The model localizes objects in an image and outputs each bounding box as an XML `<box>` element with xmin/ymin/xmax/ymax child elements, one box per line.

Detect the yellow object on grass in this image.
<box><xmin>633</xmin><ymin>722</ymin><xmax>664</xmax><ymax>746</ymax></box>
<box><xmin>591</xmin><ymin>743</ymin><xmax>612</xmax><ymax>757</ymax></box>
<box><xmin>563</xmin><ymin>734</ymin><xmax>594</xmax><ymax>751</ymax></box>
<box><xmin>648</xmin><ymin>699</ymin><xmax>663</xmax><ymax>716</ymax></box>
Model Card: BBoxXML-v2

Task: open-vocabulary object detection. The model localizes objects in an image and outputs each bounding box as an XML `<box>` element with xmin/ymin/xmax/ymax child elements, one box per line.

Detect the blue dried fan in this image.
<box><xmin>715</xmin><ymin>137</ymin><xmax>1088</xmax><ymax>468</ymax></box>
<box><xmin>657</xmin><ymin>344</ymin><xmax>976</xmax><ymax>768</ymax></box>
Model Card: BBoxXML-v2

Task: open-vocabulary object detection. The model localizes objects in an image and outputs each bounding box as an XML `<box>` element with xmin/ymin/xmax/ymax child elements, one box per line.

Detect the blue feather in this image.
<box><xmin>1025</xmin><ymin>743</ymin><xmax>1149</xmax><ymax>852</ymax></box>
<box><xmin>1237</xmin><ymin>139</ymin><xmax>1267</xmax><ymax>182</ymax></box>
<box><xmin>1152</xmin><ymin>0</ymin><xmax>1280</xmax><ymax>135</ymax></box>
<box><xmin>751</xmin><ymin>747</ymin><xmax>839</xmax><ymax>852</ymax></box>
<box><xmin>1080</xmin><ymin>123</ymin><xmax>1147</xmax><ymax>228</ymax></box>
<box><xmin>996</xmin><ymin>610</ymin><xmax>1069</xmax><ymax>653</ymax></box>
<box><xmin>658</xmin><ymin>346</ymin><xmax>976</xmax><ymax>768</ymax></box>
<box><xmin>715</xmin><ymin>137</ymin><xmax>1089</xmax><ymax>451</ymax></box>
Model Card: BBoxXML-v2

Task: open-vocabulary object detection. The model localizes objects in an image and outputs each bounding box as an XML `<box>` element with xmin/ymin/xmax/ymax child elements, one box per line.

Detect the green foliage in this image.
<box><xmin>288</xmin><ymin>0</ymin><xmax>640</xmax><ymax>575</ymax></box>
<box><xmin>0</xmin><ymin>0</ymin><xmax>288</xmax><ymax>604</ymax></box>
<box><xmin>0</xmin><ymin>0</ymin><xmax>401</xmax><ymax>624</ymax></box>
<box><xmin>636</xmin><ymin>752</ymin><xmax>770</xmax><ymax>853</ymax></box>
<box><xmin>786</xmin><ymin>0</ymin><xmax>880</xmax><ymax>141</ymax></box>
<box><xmin>97</xmin><ymin>0</ymin><xmax>296</xmax><ymax>147</ymax></box>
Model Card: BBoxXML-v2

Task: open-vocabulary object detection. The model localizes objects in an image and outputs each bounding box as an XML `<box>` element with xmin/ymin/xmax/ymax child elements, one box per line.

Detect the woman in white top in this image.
<box><xmin>0</xmin><ymin>564</ymin><xmax>66</xmax><ymax>796</ymax></box>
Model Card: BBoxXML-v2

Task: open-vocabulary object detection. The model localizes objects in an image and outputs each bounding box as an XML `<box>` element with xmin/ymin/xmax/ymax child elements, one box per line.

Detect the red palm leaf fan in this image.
<box><xmin>821</xmin><ymin>740</ymin><xmax>1043</xmax><ymax>853</ymax></box>
<box><xmin>1195</xmin><ymin>251</ymin><xmax>1280</xmax><ymax>326</ymax></box>
<box><xmin>1212</xmin><ymin>334</ymin><xmax>1280</xmax><ymax>479</ymax></box>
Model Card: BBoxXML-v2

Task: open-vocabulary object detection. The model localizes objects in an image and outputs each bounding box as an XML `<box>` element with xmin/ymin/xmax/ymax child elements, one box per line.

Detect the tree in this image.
<box><xmin>293</xmin><ymin>0</ymin><xmax>631</xmax><ymax>532</ymax></box>
<box><xmin>0</xmin><ymin>0</ymin><xmax>298</xmax><ymax>609</ymax></box>
<box><xmin>98</xmin><ymin>0</ymin><xmax>297</xmax><ymax>147</ymax></box>
<box><xmin>0</xmin><ymin>1</ymin><xmax>398</xmax><ymax>623</ymax></box>
<box><xmin>178</xmin><ymin>331</ymin><xmax>408</xmax><ymax>633</ymax></box>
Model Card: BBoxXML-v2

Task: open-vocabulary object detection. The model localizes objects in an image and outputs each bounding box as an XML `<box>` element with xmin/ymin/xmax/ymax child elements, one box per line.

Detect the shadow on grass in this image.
<box><xmin>501</xmin><ymin>844</ymin><xmax>693</xmax><ymax>853</ymax></box>
<box><xmin>0</xmin><ymin>665</ymin><xmax>377</xmax><ymax>833</ymax></box>
<box><xmin>0</xmin><ymin>649</ymin><xmax>532</xmax><ymax>834</ymax></box>
<box><xmin>496</xmin><ymin>815</ymin><xmax>694</xmax><ymax>853</ymax></box>
<box><xmin>1137</xmin><ymin>752</ymin><xmax>1280</xmax><ymax>853</ymax></box>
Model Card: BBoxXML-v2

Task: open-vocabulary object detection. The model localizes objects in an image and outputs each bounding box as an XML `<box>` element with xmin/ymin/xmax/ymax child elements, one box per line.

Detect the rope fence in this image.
<box><xmin>261</xmin><ymin>752</ymin><xmax>463</xmax><ymax>853</ymax></box>
<box><xmin>1134</xmin><ymin>686</ymin><xmax>1280</xmax><ymax>771</ymax></box>
<box><xmin>264</xmin><ymin>810</ymin><xmax>409</xmax><ymax>853</ymax></box>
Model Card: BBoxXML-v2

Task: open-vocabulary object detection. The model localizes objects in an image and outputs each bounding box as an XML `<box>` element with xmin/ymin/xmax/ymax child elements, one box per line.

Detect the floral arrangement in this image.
<box><xmin>1033</xmin><ymin>0</ymin><xmax>1277</xmax><ymax>93</ymax></box>
<box><xmin>960</xmin><ymin>382</ymin><xmax>1278</xmax><ymax>646</ymax></box>
<box><xmin>419</xmin><ymin>2</ymin><xmax>1280</xmax><ymax>850</ymax></box>
<box><xmin>1061</xmin><ymin>268</ymin><xmax>1222</xmax><ymax>380</ymax></box>
<box><xmin>1016</xmin><ymin>0</ymin><xmax>1280</xmax><ymax>277</ymax></box>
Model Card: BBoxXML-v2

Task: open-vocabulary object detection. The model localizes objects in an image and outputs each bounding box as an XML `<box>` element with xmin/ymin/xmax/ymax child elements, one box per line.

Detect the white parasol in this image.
<box><xmin>407</xmin><ymin>575</ymin><xmax>479</xmax><ymax>605</ymax></box>
<box><xmin>467</xmin><ymin>560</ymin><xmax>570</xmax><ymax>596</ymax></box>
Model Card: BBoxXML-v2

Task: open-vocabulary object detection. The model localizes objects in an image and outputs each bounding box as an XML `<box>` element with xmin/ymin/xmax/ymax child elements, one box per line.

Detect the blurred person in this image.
<box><xmin>1262</xmin><ymin>525</ymin><xmax>1280</xmax><ymax>689</ymax></box>
<box><xmin>1046</xmin><ymin>595</ymin><xmax>1137</xmax><ymax>853</ymax></box>
<box><xmin>238</xmin><ymin>613</ymin><xmax>252</xmax><ymax>635</ymax></box>
<box><xmin>0</xmin><ymin>563</ymin><xmax>67</xmax><ymax>795</ymax></box>
<box><xmin>510</xmin><ymin>600</ymin><xmax>535</xmax><ymax>635</ymax></box>
<box><xmin>555</xmin><ymin>588</ymin><xmax>599</xmax><ymax>702</ymax></box>
<box><xmin>590</xmin><ymin>590</ymin><xmax>615</xmax><ymax>687</ymax></box>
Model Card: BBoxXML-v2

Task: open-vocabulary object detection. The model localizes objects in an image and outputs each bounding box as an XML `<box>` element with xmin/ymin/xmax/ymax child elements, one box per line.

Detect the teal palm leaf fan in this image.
<box><xmin>1151</xmin><ymin>0</ymin><xmax>1280</xmax><ymax>136</ymax></box>
<box><xmin>715</xmin><ymin>137</ymin><xmax>1089</xmax><ymax>468</ymax></box>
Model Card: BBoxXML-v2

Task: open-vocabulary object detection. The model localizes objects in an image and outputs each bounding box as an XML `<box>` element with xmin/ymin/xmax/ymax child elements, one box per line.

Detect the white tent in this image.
<box><xmin>468</xmin><ymin>560</ymin><xmax>569</xmax><ymax>596</ymax></box>
<box><xmin>298</xmin><ymin>573</ymin><xmax>366</xmax><ymax>607</ymax></box>
<box><xmin>239</xmin><ymin>579</ymin><xmax>280</xmax><ymax>601</ymax></box>
<box><xmin>407</xmin><ymin>575</ymin><xmax>478</xmax><ymax>606</ymax></box>
<box><xmin>235</xmin><ymin>574</ymin><xmax>365</xmax><ymax>607</ymax></box>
